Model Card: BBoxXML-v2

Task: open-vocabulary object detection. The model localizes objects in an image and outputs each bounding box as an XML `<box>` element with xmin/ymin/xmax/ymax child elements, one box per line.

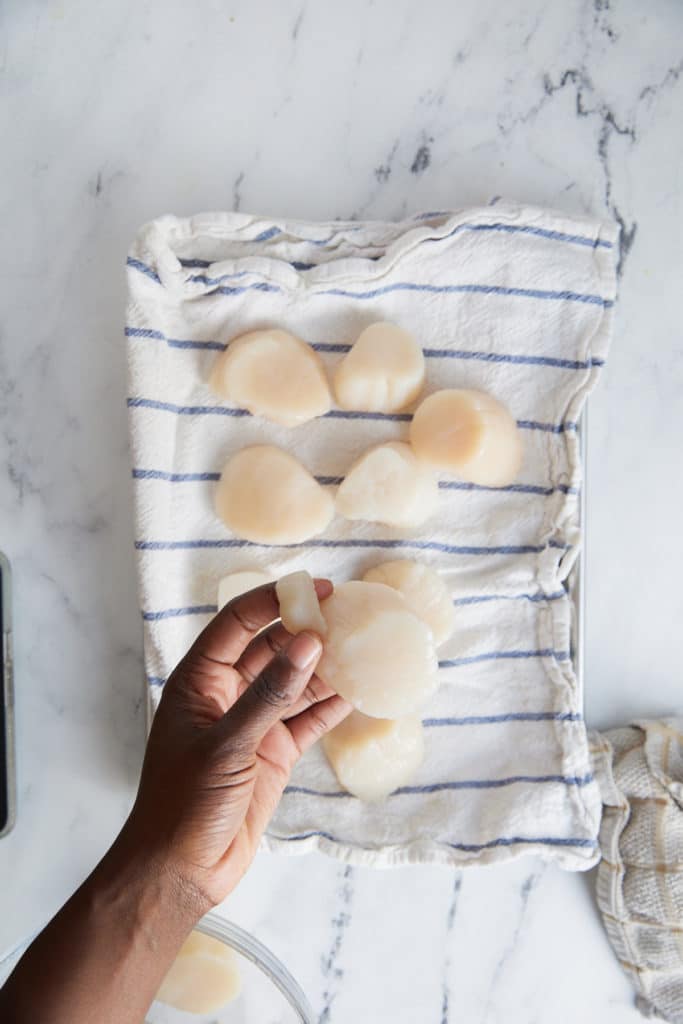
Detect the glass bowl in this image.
<box><xmin>0</xmin><ymin>913</ymin><xmax>314</xmax><ymax>1024</ymax></box>
<box><xmin>146</xmin><ymin>912</ymin><xmax>315</xmax><ymax>1024</ymax></box>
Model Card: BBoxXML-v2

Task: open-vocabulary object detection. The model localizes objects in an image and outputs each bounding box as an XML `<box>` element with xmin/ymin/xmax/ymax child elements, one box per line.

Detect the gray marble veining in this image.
<box><xmin>1</xmin><ymin>0</ymin><xmax>681</xmax><ymax>1020</ymax></box>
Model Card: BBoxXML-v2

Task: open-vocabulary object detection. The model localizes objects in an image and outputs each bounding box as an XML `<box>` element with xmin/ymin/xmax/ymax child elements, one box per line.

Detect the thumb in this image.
<box><xmin>215</xmin><ymin>631</ymin><xmax>323</xmax><ymax>751</ymax></box>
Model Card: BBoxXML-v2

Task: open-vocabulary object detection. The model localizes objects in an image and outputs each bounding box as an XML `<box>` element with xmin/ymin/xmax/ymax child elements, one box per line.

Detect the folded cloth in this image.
<box><xmin>593</xmin><ymin>721</ymin><xmax>683</xmax><ymax>1022</ymax></box>
<box><xmin>126</xmin><ymin>201</ymin><xmax>618</xmax><ymax>869</ymax></box>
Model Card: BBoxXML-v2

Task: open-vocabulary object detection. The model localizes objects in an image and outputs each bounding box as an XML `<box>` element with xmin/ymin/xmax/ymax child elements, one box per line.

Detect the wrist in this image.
<box><xmin>91</xmin><ymin>819</ymin><xmax>209</xmax><ymax>939</ymax></box>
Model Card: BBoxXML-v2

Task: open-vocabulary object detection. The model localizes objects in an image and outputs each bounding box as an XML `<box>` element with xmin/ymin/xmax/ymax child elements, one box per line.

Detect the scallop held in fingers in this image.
<box><xmin>276</xmin><ymin>570</ymin><xmax>327</xmax><ymax>636</ymax></box>
<box><xmin>317</xmin><ymin>581</ymin><xmax>439</xmax><ymax>718</ymax></box>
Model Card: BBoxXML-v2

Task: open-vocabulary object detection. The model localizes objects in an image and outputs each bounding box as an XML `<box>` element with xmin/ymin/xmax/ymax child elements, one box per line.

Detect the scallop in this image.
<box><xmin>215</xmin><ymin>445</ymin><xmax>334</xmax><ymax>544</ymax></box>
<box><xmin>410</xmin><ymin>388</ymin><xmax>523</xmax><ymax>486</ymax></box>
<box><xmin>323</xmin><ymin>711</ymin><xmax>425</xmax><ymax>802</ymax></box>
<box><xmin>363</xmin><ymin>560</ymin><xmax>455</xmax><ymax>647</ymax></box>
<box><xmin>217</xmin><ymin>569</ymin><xmax>272</xmax><ymax>609</ymax></box>
<box><xmin>155</xmin><ymin>931</ymin><xmax>241</xmax><ymax>1014</ymax></box>
<box><xmin>317</xmin><ymin>581</ymin><xmax>439</xmax><ymax>718</ymax></box>
<box><xmin>336</xmin><ymin>442</ymin><xmax>438</xmax><ymax>528</ymax></box>
<box><xmin>276</xmin><ymin>570</ymin><xmax>327</xmax><ymax>636</ymax></box>
<box><xmin>209</xmin><ymin>328</ymin><xmax>332</xmax><ymax>427</ymax></box>
<box><xmin>334</xmin><ymin>321</ymin><xmax>425</xmax><ymax>413</ymax></box>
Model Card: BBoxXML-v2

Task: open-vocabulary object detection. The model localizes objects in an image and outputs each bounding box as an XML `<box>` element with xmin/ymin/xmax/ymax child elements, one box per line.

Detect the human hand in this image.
<box><xmin>123</xmin><ymin>579</ymin><xmax>349</xmax><ymax>916</ymax></box>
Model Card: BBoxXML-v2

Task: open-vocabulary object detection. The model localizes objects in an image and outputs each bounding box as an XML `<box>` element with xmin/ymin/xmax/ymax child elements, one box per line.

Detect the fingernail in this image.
<box><xmin>287</xmin><ymin>631</ymin><xmax>322</xmax><ymax>669</ymax></box>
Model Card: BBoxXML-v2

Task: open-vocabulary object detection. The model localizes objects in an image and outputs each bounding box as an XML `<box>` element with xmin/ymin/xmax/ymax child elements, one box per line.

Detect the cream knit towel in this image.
<box><xmin>594</xmin><ymin>720</ymin><xmax>683</xmax><ymax>1022</ymax></box>
<box><xmin>126</xmin><ymin>201</ymin><xmax>617</xmax><ymax>869</ymax></box>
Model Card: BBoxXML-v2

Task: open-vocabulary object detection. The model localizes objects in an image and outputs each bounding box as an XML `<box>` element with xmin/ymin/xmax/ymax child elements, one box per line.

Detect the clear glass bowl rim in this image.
<box><xmin>193</xmin><ymin>912</ymin><xmax>316</xmax><ymax>1024</ymax></box>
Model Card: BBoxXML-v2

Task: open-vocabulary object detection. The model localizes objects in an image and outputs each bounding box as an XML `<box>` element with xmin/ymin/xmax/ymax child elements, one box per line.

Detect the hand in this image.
<box><xmin>123</xmin><ymin>579</ymin><xmax>349</xmax><ymax>915</ymax></box>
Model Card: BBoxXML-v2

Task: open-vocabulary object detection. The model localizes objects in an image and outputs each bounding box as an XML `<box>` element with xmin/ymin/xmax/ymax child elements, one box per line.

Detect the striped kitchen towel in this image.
<box><xmin>126</xmin><ymin>201</ymin><xmax>618</xmax><ymax>870</ymax></box>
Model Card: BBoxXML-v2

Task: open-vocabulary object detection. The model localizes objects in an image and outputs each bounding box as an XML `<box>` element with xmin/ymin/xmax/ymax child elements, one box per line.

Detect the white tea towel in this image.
<box><xmin>593</xmin><ymin>721</ymin><xmax>683</xmax><ymax>1022</ymax></box>
<box><xmin>126</xmin><ymin>201</ymin><xmax>618</xmax><ymax>870</ymax></box>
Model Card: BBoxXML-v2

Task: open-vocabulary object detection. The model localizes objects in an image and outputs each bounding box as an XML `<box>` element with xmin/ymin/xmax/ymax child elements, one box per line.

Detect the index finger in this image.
<box><xmin>189</xmin><ymin>578</ymin><xmax>333</xmax><ymax>667</ymax></box>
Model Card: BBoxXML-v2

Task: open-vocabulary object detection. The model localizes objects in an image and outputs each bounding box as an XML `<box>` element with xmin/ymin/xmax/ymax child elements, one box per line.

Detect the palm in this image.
<box><xmin>137</xmin><ymin>581</ymin><xmax>348</xmax><ymax>907</ymax></box>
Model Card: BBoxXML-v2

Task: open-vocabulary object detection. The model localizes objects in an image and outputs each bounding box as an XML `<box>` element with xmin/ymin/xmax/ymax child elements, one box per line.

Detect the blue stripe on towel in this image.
<box><xmin>315</xmin><ymin>475</ymin><xmax>345</xmax><ymax>486</ymax></box>
<box><xmin>442</xmin><ymin>221</ymin><xmax>613</xmax><ymax>249</ymax></box>
<box><xmin>125</xmin><ymin>327</ymin><xmax>165</xmax><ymax>340</ymax></box>
<box><xmin>444</xmin><ymin>835</ymin><xmax>597</xmax><ymax>852</ymax></box>
<box><xmin>323</xmin><ymin>408</ymin><xmax>413</xmax><ymax>422</ymax></box>
<box><xmin>452</xmin><ymin>591</ymin><xmax>566</xmax><ymax>606</ymax></box>
<box><xmin>126</xmin><ymin>327</ymin><xmax>603</xmax><ymax>373</ymax></box>
<box><xmin>125</xmin><ymin>327</ymin><xmax>226</xmax><ymax>350</ymax></box>
<box><xmin>253</xmin><ymin>226</ymin><xmax>282</xmax><ymax>242</ymax></box>
<box><xmin>423</xmin><ymin>711</ymin><xmax>582</xmax><ymax>726</ymax></box>
<box><xmin>311</xmin><ymin>342</ymin><xmax>352</xmax><ymax>353</ymax></box>
<box><xmin>318</xmin><ymin>282</ymin><xmax>613</xmax><ymax>307</ymax></box>
<box><xmin>125</xmin><ymin>277</ymin><xmax>612</xmax><ymax>305</ymax></box>
<box><xmin>266</xmin><ymin>829</ymin><xmax>598</xmax><ymax>851</ymax></box>
<box><xmin>438</xmin><ymin>649</ymin><xmax>570</xmax><ymax>668</ymax></box>
<box><xmin>134</xmin><ymin>538</ymin><xmax>548</xmax><ymax>555</ymax></box>
<box><xmin>127</xmin><ymin>397</ymin><xmax>250</xmax><ymax>417</ymax></box>
<box><xmin>215</xmin><ymin>281</ymin><xmax>281</xmax><ymax>296</ymax></box>
<box><xmin>143</xmin><ymin>605</ymin><xmax>218</xmax><ymax>621</ymax></box>
<box><xmin>313</xmin><ymin>340</ymin><xmax>601</xmax><ymax>370</ymax></box>
<box><xmin>131</xmin><ymin>467</ymin><xmax>577</xmax><ymax>498</ymax></box>
<box><xmin>132</xmin><ymin>468</ymin><xmax>221</xmax><ymax>482</ymax></box>
<box><xmin>284</xmin><ymin>772</ymin><xmax>592</xmax><ymax>798</ymax></box>
<box><xmin>439</xmin><ymin>480</ymin><xmax>578</xmax><ymax>496</ymax></box>
<box><xmin>126</xmin><ymin>257</ymin><xmax>161</xmax><ymax>283</ymax></box>
<box><xmin>165</xmin><ymin>338</ymin><xmax>226</xmax><ymax>351</ymax></box>
<box><xmin>140</xmin><ymin>605</ymin><xmax>572</xmax><ymax>628</ymax></box>
<box><xmin>518</xmin><ymin>419</ymin><xmax>577</xmax><ymax>433</ymax></box>
<box><xmin>248</xmin><ymin>225</ymin><xmax>365</xmax><ymax>247</ymax></box>
<box><xmin>126</xmin><ymin>394</ymin><xmax>576</xmax><ymax>434</ymax></box>
<box><xmin>192</xmin><ymin>270</ymin><xmax>255</xmax><ymax>282</ymax></box>
<box><xmin>422</xmin><ymin>348</ymin><xmax>603</xmax><ymax>370</ymax></box>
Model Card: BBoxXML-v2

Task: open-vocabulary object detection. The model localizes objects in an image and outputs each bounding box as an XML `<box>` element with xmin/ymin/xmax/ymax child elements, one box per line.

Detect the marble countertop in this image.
<box><xmin>1</xmin><ymin>1</ymin><xmax>682</xmax><ymax>1020</ymax></box>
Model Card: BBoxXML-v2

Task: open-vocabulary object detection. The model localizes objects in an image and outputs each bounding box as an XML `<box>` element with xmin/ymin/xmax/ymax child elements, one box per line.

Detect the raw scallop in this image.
<box><xmin>323</xmin><ymin>710</ymin><xmax>425</xmax><ymax>802</ymax></box>
<box><xmin>334</xmin><ymin>321</ymin><xmax>425</xmax><ymax>413</ymax></box>
<box><xmin>336</xmin><ymin>442</ymin><xmax>438</xmax><ymax>528</ymax></box>
<box><xmin>209</xmin><ymin>328</ymin><xmax>332</xmax><ymax>427</ymax></box>
<box><xmin>276</xmin><ymin>570</ymin><xmax>327</xmax><ymax>636</ymax></box>
<box><xmin>218</xmin><ymin>569</ymin><xmax>272</xmax><ymax>609</ymax></box>
<box><xmin>363</xmin><ymin>560</ymin><xmax>455</xmax><ymax>647</ymax></box>
<box><xmin>215</xmin><ymin>445</ymin><xmax>334</xmax><ymax>544</ymax></box>
<box><xmin>317</xmin><ymin>581</ymin><xmax>439</xmax><ymax>718</ymax></box>
<box><xmin>155</xmin><ymin>931</ymin><xmax>241</xmax><ymax>1014</ymax></box>
<box><xmin>410</xmin><ymin>388</ymin><xmax>522</xmax><ymax>486</ymax></box>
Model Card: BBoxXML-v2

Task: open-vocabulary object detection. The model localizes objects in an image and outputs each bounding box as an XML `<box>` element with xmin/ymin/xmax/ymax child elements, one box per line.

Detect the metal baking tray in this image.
<box><xmin>568</xmin><ymin>413</ymin><xmax>586</xmax><ymax>709</ymax></box>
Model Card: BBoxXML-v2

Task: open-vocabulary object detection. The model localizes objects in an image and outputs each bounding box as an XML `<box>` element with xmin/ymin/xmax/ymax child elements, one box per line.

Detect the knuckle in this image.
<box><xmin>253</xmin><ymin>658</ymin><xmax>297</xmax><ymax>708</ymax></box>
<box><xmin>303</xmin><ymin>676</ymin><xmax>326</xmax><ymax>705</ymax></box>
<box><xmin>230</xmin><ymin>604</ymin><xmax>261</xmax><ymax>633</ymax></box>
<box><xmin>265</xmin><ymin>628</ymin><xmax>287</xmax><ymax>656</ymax></box>
<box><xmin>305</xmin><ymin>705</ymin><xmax>330</xmax><ymax>739</ymax></box>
